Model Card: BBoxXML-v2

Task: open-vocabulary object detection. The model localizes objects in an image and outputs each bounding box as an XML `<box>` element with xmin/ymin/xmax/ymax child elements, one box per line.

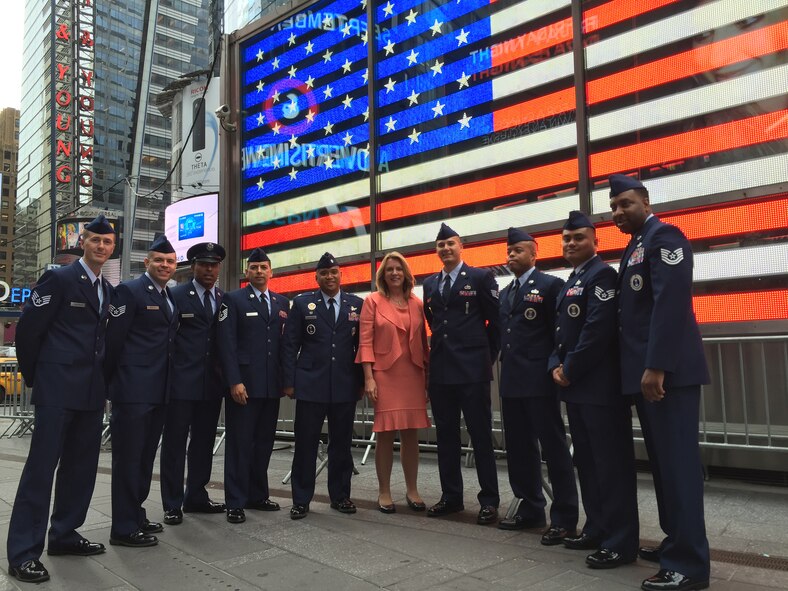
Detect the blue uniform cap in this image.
<box><xmin>507</xmin><ymin>227</ymin><xmax>534</xmax><ymax>245</ymax></box>
<box><xmin>149</xmin><ymin>234</ymin><xmax>175</xmax><ymax>254</ymax></box>
<box><xmin>247</xmin><ymin>248</ymin><xmax>270</xmax><ymax>263</ymax></box>
<box><xmin>436</xmin><ymin>222</ymin><xmax>459</xmax><ymax>241</ymax></box>
<box><xmin>316</xmin><ymin>252</ymin><xmax>338</xmax><ymax>270</ymax></box>
<box><xmin>84</xmin><ymin>214</ymin><xmax>115</xmax><ymax>235</ymax></box>
<box><xmin>187</xmin><ymin>241</ymin><xmax>225</xmax><ymax>263</ymax></box>
<box><xmin>609</xmin><ymin>174</ymin><xmax>646</xmax><ymax>197</ymax></box>
<box><xmin>564</xmin><ymin>210</ymin><xmax>595</xmax><ymax>230</ymax></box>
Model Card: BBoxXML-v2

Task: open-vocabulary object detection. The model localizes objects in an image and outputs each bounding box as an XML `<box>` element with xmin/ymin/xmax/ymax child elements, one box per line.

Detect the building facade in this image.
<box><xmin>0</xmin><ymin>108</ymin><xmax>19</xmax><ymax>287</ymax></box>
<box><xmin>15</xmin><ymin>0</ymin><xmax>217</xmax><ymax>285</ymax></box>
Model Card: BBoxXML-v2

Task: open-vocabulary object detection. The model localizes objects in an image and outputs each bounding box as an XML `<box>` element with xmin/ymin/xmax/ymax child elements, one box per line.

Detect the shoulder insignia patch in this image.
<box><xmin>660</xmin><ymin>247</ymin><xmax>684</xmax><ymax>265</ymax></box>
<box><xmin>109</xmin><ymin>304</ymin><xmax>126</xmax><ymax>317</ymax></box>
<box><xmin>30</xmin><ymin>291</ymin><xmax>52</xmax><ymax>307</ymax></box>
<box><xmin>218</xmin><ymin>303</ymin><xmax>229</xmax><ymax>322</ymax></box>
<box><xmin>594</xmin><ymin>286</ymin><xmax>616</xmax><ymax>301</ymax></box>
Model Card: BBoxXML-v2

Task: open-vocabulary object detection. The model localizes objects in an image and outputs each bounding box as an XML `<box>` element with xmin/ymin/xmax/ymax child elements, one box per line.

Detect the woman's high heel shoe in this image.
<box><xmin>406</xmin><ymin>496</ymin><xmax>426</xmax><ymax>511</ymax></box>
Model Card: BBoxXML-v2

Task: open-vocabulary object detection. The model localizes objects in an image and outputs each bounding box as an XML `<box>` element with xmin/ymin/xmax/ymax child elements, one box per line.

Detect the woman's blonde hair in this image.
<box><xmin>376</xmin><ymin>251</ymin><xmax>415</xmax><ymax>298</ymax></box>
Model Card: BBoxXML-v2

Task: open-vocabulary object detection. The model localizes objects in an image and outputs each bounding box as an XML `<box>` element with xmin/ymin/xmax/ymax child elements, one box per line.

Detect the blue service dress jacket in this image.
<box><xmin>170</xmin><ymin>283</ymin><xmax>225</xmax><ymax>400</ymax></box>
<box><xmin>217</xmin><ymin>285</ymin><xmax>288</xmax><ymax>398</ymax></box>
<box><xmin>498</xmin><ymin>269</ymin><xmax>562</xmax><ymax>397</ymax></box>
<box><xmin>282</xmin><ymin>290</ymin><xmax>364</xmax><ymax>403</ymax></box>
<box><xmin>549</xmin><ymin>255</ymin><xmax>622</xmax><ymax>405</ymax></box>
<box><xmin>422</xmin><ymin>263</ymin><xmax>501</xmax><ymax>385</ymax></box>
<box><xmin>616</xmin><ymin>216</ymin><xmax>710</xmax><ymax>394</ymax></box>
<box><xmin>17</xmin><ymin>260</ymin><xmax>112</xmax><ymax>410</ymax></box>
<box><xmin>105</xmin><ymin>274</ymin><xmax>179</xmax><ymax>404</ymax></box>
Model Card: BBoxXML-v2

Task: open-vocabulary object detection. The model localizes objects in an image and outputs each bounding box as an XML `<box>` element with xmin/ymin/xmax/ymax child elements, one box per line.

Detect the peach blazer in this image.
<box><xmin>355</xmin><ymin>292</ymin><xmax>429</xmax><ymax>372</ymax></box>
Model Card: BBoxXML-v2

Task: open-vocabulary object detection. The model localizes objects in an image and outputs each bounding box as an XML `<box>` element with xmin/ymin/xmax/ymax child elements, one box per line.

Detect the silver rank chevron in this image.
<box><xmin>660</xmin><ymin>248</ymin><xmax>684</xmax><ymax>265</ymax></box>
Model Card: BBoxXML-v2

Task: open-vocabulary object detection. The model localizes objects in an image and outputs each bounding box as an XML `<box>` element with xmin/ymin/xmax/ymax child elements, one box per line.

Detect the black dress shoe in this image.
<box><xmin>109</xmin><ymin>531</ymin><xmax>158</xmax><ymax>547</ymax></box>
<box><xmin>406</xmin><ymin>496</ymin><xmax>426</xmax><ymax>511</ymax></box>
<box><xmin>586</xmin><ymin>548</ymin><xmax>635</xmax><ymax>569</ymax></box>
<box><xmin>141</xmin><ymin>519</ymin><xmax>163</xmax><ymax>534</ymax></box>
<box><xmin>9</xmin><ymin>560</ymin><xmax>50</xmax><ymax>583</ymax></box>
<box><xmin>290</xmin><ymin>504</ymin><xmax>309</xmax><ymax>519</ymax></box>
<box><xmin>183</xmin><ymin>500</ymin><xmax>226</xmax><ymax>514</ymax></box>
<box><xmin>246</xmin><ymin>499</ymin><xmax>280</xmax><ymax>511</ymax></box>
<box><xmin>563</xmin><ymin>532</ymin><xmax>600</xmax><ymax>550</ymax></box>
<box><xmin>641</xmin><ymin>569</ymin><xmax>710</xmax><ymax>591</ymax></box>
<box><xmin>477</xmin><ymin>505</ymin><xmax>498</xmax><ymax>525</ymax></box>
<box><xmin>48</xmin><ymin>538</ymin><xmax>106</xmax><ymax>556</ymax></box>
<box><xmin>541</xmin><ymin>526</ymin><xmax>573</xmax><ymax>546</ymax></box>
<box><xmin>330</xmin><ymin>499</ymin><xmax>357</xmax><ymax>514</ymax></box>
<box><xmin>163</xmin><ymin>509</ymin><xmax>183</xmax><ymax>525</ymax></box>
<box><xmin>638</xmin><ymin>545</ymin><xmax>662</xmax><ymax>563</ymax></box>
<box><xmin>427</xmin><ymin>499</ymin><xmax>464</xmax><ymax>517</ymax></box>
<box><xmin>226</xmin><ymin>508</ymin><xmax>246</xmax><ymax>524</ymax></box>
<box><xmin>497</xmin><ymin>515</ymin><xmax>546</xmax><ymax>530</ymax></box>
<box><xmin>378</xmin><ymin>499</ymin><xmax>396</xmax><ymax>514</ymax></box>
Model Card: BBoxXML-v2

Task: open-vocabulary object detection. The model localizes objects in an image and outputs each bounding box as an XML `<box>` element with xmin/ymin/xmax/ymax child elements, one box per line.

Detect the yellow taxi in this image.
<box><xmin>0</xmin><ymin>346</ymin><xmax>24</xmax><ymax>402</ymax></box>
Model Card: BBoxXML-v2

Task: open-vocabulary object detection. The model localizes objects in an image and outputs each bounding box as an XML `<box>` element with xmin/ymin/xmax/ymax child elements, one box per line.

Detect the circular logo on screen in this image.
<box><xmin>264</xmin><ymin>79</ymin><xmax>319</xmax><ymax>136</ymax></box>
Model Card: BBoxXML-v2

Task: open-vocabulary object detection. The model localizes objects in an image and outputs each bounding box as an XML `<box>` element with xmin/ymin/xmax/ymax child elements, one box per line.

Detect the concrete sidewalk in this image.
<box><xmin>0</xmin><ymin>431</ymin><xmax>786</xmax><ymax>590</ymax></box>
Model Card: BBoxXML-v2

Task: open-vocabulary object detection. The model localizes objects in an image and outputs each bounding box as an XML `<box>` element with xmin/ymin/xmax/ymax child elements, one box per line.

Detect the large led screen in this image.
<box><xmin>164</xmin><ymin>193</ymin><xmax>220</xmax><ymax>264</ymax></box>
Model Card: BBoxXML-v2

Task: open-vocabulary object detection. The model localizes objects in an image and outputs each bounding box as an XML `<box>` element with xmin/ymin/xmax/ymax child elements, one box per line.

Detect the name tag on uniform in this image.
<box><xmin>181</xmin><ymin>313</ymin><xmax>195</xmax><ymax>318</ymax></box>
<box><xmin>305</xmin><ymin>315</ymin><xmax>317</xmax><ymax>319</ymax></box>
<box><xmin>246</xmin><ymin>311</ymin><xmax>259</xmax><ymax>317</ymax></box>
<box><xmin>147</xmin><ymin>305</ymin><xmax>160</xmax><ymax>310</ymax></box>
<box><xmin>70</xmin><ymin>301</ymin><xmax>86</xmax><ymax>308</ymax></box>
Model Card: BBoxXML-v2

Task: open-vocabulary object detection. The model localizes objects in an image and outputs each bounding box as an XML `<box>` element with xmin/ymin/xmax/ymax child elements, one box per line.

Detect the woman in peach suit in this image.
<box><xmin>356</xmin><ymin>252</ymin><xmax>430</xmax><ymax>513</ymax></box>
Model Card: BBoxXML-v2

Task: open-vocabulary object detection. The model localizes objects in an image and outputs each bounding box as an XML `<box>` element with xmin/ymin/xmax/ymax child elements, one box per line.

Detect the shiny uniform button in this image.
<box><xmin>555</xmin><ymin>326</ymin><xmax>560</xmax><ymax>332</ymax></box>
<box><xmin>331</xmin><ymin>357</ymin><xmax>336</xmax><ymax>361</ymax></box>
<box><xmin>506</xmin><ymin>328</ymin><xmax>511</xmax><ymax>333</ymax></box>
<box><xmin>443</xmin><ymin>320</ymin><xmax>447</xmax><ymax>324</ymax></box>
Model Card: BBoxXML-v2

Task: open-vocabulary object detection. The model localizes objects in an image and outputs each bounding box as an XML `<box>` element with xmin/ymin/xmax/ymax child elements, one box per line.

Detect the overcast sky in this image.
<box><xmin>0</xmin><ymin>2</ymin><xmax>24</xmax><ymax>110</ymax></box>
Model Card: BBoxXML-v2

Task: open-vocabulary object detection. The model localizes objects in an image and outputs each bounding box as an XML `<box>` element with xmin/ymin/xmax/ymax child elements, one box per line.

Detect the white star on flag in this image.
<box><xmin>256</xmin><ymin>113</ymin><xmax>265</xmax><ymax>125</ymax></box>
<box><xmin>430</xmin><ymin>60</ymin><xmax>443</xmax><ymax>76</ymax></box>
<box><xmin>457</xmin><ymin>72</ymin><xmax>470</xmax><ymax>89</ymax></box>
<box><xmin>361</xmin><ymin>0</ymin><xmax>367</xmax><ymax>7</ymax></box>
<box><xmin>305</xmin><ymin>75</ymin><xmax>315</xmax><ymax>89</ymax></box>
<box><xmin>384</xmin><ymin>78</ymin><xmax>396</xmax><ymax>93</ymax></box>
<box><xmin>305</xmin><ymin>40</ymin><xmax>314</xmax><ymax>54</ymax></box>
<box><xmin>430</xmin><ymin>19</ymin><xmax>443</xmax><ymax>36</ymax></box>
<box><xmin>256</xmin><ymin>49</ymin><xmax>264</xmax><ymax>61</ymax></box>
<box><xmin>271</xmin><ymin>56</ymin><xmax>280</xmax><ymax>69</ymax></box>
<box><xmin>407</xmin><ymin>90</ymin><xmax>420</xmax><ymax>105</ymax></box>
<box><xmin>323</xmin><ymin>84</ymin><xmax>334</xmax><ymax>99</ymax></box>
<box><xmin>256</xmin><ymin>80</ymin><xmax>264</xmax><ymax>92</ymax></box>
<box><xmin>272</xmin><ymin>89</ymin><xmax>281</xmax><ymax>103</ymax></box>
<box><xmin>341</xmin><ymin>22</ymin><xmax>352</xmax><ymax>36</ymax></box>
<box><xmin>342</xmin><ymin>131</ymin><xmax>353</xmax><ymax>145</ymax></box>
<box><xmin>342</xmin><ymin>59</ymin><xmax>352</xmax><ymax>73</ymax></box>
<box><xmin>408</xmin><ymin>128</ymin><xmax>421</xmax><ymax>144</ymax></box>
<box><xmin>362</xmin><ymin>107</ymin><xmax>369</xmax><ymax>121</ymax></box>
<box><xmin>288</xmin><ymin>135</ymin><xmax>299</xmax><ymax>149</ymax></box>
<box><xmin>323</xmin><ymin>156</ymin><xmax>334</xmax><ymax>169</ymax></box>
<box><xmin>342</xmin><ymin>94</ymin><xmax>353</xmax><ymax>109</ymax></box>
<box><xmin>288</xmin><ymin>65</ymin><xmax>297</xmax><ymax>78</ymax></box>
<box><xmin>383</xmin><ymin>1</ymin><xmax>394</xmax><ymax>16</ymax></box>
<box><xmin>406</xmin><ymin>49</ymin><xmax>418</xmax><ymax>66</ymax></box>
<box><xmin>305</xmin><ymin>110</ymin><xmax>316</xmax><ymax>123</ymax></box>
<box><xmin>385</xmin><ymin>117</ymin><xmax>397</xmax><ymax>132</ymax></box>
<box><xmin>272</xmin><ymin>122</ymin><xmax>281</xmax><ymax>135</ymax></box>
<box><xmin>323</xmin><ymin>49</ymin><xmax>333</xmax><ymax>63</ymax></box>
<box><xmin>405</xmin><ymin>9</ymin><xmax>417</xmax><ymax>25</ymax></box>
<box><xmin>257</xmin><ymin>177</ymin><xmax>264</xmax><ymax>190</ymax></box>
<box><xmin>324</xmin><ymin>121</ymin><xmax>334</xmax><ymax>135</ymax></box>
<box><xmin>322</xmin><ymin>15</ymin><xmax>332</xmax><ymax>29</ymax></box>
<box><xmin>272</xmin><ymin>155</ymin><xmax>281</xmax><ymax>169</ymax></box>
<box><xmin>287</xmin><ymin>32</ymin><xmax>296</xmax><ymax>46</ymax></box>
<box><xmin>305</xmin><ymin>145</ymin><xmax>316</xmax><ymax>159</ymax></box>
<box><xmin>256</xmin><ymin>145</ymin><xmax>265</xmax><ymax>157</ymax></box>
<box><xmin>361</xmin><ymin>31</ymin><xmax>368</xmax><ymax>45</ymax></box>
<box><xmin>456</xmin><ymin>29</ymin><xmax>469</xmax><ymax>46</ymax></box>
<box><xmin>432</xmin><ymin>100</ymin><xmax>445</xmax><ymax>117</ymax></box>
<box><xmin>384</xmin><ymin>39</ymin><xmax>396</xmax><ymax>55</ymax></box>
<box><xmin>362</xmin><ymin>69</ymin><xmax>369</xmax><ymax>83</ymax></box>
<box><xmin>458</xmin><ymin>112</ymin><xmax>472</xmax><ymax>129</ymax></box>
<box><xmin>288</xmin><ymin>168</ymin><xmax>298</xmax><ymax>180</ymax></box>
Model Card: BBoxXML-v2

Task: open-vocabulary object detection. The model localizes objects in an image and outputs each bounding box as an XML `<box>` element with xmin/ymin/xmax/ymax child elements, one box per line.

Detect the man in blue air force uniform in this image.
<box><xmin>422</xmin><ymin>223</ymin><xmax>501</xmax><ymax>525</ymax></box>
<box><xmin>611</xmin><ymin>174</ymin><xmax>710</xmax><ymax>591</ymax></box>
<box><xmin>161</xmin><ymin>242</ymin><xmax>227</xmax><ymax>526</ymax></box>
<box><xmin>106</xmin><ymin>235</ymin><xmax>179</xmax><ymax>548</ymax></box>
<box><xmin>6</xmin><ymin>215</ymin><xmax>115</xmax><ymax>584</ymax></box>
<box><xmin>548</xmin><ymin>211</ymin><xmax>639</xmax><ymax>568</ymax></box>
<box><xmin>498</xmin><ymin>227</ymin><xmax>578</xmax><ymax>544</ymax></box>
<box><xmin>282</xmin><ymin>252</ymin><xmax>364</xmax><ymax>519</ymax></box>
<box><xmin>217</xmin><ymin>247</ymin><xmax>288</xmax><ymax>524</ymax></box>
